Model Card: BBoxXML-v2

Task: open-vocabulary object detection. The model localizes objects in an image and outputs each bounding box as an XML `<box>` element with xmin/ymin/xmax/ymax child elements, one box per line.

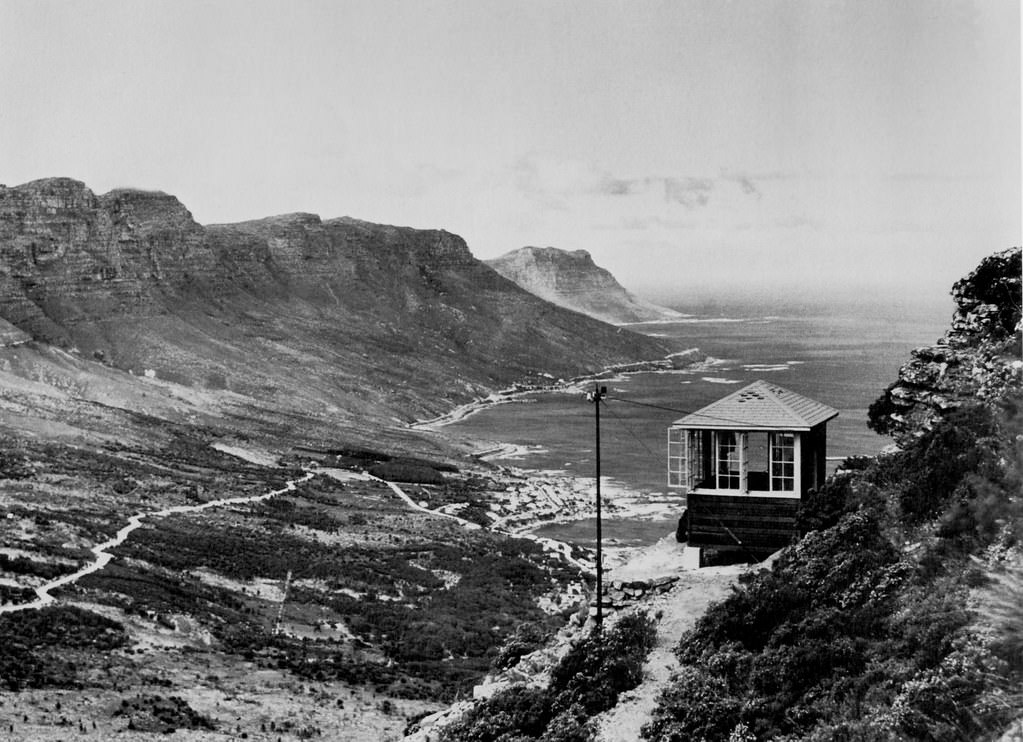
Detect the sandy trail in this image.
<box><xmin>0</xmin><ymin>471</ymin><xmax>314</xmax><ymax>615</ymax></box>
<box><xmin>594</xmin><ymin>565</ymin><xmax>743</xmax><ymax>741</ymax></box>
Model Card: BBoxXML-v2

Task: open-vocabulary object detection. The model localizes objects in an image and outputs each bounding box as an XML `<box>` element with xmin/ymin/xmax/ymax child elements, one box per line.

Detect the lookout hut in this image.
<box><xmin>667</xmin><ymin>380</ymin><xmax>838</xmax><ymax>557</ymax></box>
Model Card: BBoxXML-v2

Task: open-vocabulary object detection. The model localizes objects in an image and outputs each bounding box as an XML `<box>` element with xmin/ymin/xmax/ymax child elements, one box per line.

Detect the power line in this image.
<box><xmin>603</xmin><ymin>394</ymin><xmax>756</xmax><ymax>428</ymax></box>
<box><xmin>600</xmin><ymin>400</ymin><xmax>664</xmax><ymax>463</ymax></box>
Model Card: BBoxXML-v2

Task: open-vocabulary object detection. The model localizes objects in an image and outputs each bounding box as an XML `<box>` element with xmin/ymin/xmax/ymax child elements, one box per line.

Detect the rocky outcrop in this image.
<box><xmin>869</xmin><ymin>247</ymin><xmax>1022</xmax><ymax>441</ymax></box>
<box><xmin>0</xmin><ymin>178</ymin><xmax>670</xmax><ymax>429</ymax></box>
<box><xmin>486</xmin><ymin>246</ymin><xmax>682</xmax><ymax>325</ymax></box>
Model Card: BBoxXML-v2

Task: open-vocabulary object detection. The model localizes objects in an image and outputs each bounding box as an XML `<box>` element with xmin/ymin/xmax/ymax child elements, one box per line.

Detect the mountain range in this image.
<box><xmin>0</xmin><ymin>177</ymin><xmax>671</xmax><ymax>454</ymax></box>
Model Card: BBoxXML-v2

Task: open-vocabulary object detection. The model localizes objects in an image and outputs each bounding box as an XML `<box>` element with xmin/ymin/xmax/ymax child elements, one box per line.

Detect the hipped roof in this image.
<box><xmin>672</xmin><ymin>380</ymin><xmax>838</xmax><ymax>431</ymax></box>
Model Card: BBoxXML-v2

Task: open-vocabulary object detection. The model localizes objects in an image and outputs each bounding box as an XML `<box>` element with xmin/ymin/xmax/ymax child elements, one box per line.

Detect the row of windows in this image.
<box><xmin>668</xmin><ymin>430</ymin><xmax>797</xmax><ymax>492</ymax></box>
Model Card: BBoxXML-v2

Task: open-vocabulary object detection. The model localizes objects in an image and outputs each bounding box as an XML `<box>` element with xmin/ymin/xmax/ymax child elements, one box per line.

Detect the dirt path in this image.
<box><xmin>594</xmin><ymin>566</ymin><xmax>744</xmax><ymax>742</ymax></box>
<box><xmin>0</xmin><ymin>471</ymin><xmax>314</xmax><ymax>615</ymax></box>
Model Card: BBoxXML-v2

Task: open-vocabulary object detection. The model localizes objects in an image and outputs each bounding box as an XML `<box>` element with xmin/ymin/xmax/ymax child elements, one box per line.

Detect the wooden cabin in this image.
<box><xmin>668</xmin><ymin>380</ymin><xmax>838</xmax><ymax>557</ymax></box>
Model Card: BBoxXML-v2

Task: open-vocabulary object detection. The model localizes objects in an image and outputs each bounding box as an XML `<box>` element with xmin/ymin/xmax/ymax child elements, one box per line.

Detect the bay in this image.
<box><xmin>444</xmin><ymin>295</ymin><xmax>951</xmax><ymax>547</ymax></box>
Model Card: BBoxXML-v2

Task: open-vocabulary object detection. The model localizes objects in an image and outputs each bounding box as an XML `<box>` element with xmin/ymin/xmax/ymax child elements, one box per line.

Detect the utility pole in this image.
<box><xmin>587</xmin><ymin>383</ymin><xmax>607</xmax><ymax>629</ymax></box>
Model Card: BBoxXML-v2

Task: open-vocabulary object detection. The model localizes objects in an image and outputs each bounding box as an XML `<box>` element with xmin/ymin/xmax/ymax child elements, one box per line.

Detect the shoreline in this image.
<box><xmin>406</xmin><ymin>353</ymin><xmax>704</xmax><ymax>549</ymax></box>
<box><xmin>410</xmin><ymin>349</ymin><xmax>707</xmax><ymax>432</ymax></box>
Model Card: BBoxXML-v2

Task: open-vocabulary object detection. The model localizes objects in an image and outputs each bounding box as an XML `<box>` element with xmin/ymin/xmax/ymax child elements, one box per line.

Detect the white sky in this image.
<box><xmin>1</xmin><ymin>0</ymin><xmax>1019</xmax><ymax>304</ymax></box>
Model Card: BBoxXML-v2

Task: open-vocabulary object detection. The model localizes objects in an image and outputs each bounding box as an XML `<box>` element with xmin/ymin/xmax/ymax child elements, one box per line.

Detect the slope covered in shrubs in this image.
<box><xmin>643</xmin><ymin>249</ymin><xmax>1023</xmax><ymax>741</ymax></box>
<box><xmin>438</xmin><ymin>611</ymin><xmax>658</xmax><ymax>742</ymax></box>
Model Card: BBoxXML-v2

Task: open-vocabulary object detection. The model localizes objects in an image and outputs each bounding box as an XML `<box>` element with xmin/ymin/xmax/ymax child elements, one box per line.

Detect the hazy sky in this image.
<box><xmin>1</xmin><ymin>0</ymin><xmax>1019</xmax><ymax>304</ymax></box>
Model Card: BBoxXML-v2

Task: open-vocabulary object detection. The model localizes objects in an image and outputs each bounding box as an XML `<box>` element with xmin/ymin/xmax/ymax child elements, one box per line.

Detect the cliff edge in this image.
<box><xmin>869</xmin><ymin>246</ymin><xmax>1022</xmax><ymax>442</ymax></box>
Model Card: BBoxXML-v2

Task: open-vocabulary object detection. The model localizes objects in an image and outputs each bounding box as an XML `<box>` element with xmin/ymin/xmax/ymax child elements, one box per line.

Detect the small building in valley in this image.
<box><xmin>668</xmin><ymin>380</ymin><xmax>838</xmax><ymax>559</ymax></box>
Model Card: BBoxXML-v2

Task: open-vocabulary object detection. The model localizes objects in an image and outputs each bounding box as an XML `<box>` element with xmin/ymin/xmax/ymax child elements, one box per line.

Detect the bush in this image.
<box><xmin>642</xmin><ymin>666</ymin><xmax>741</xmax><ymax>742</ymax></box>
<box><xmin>871</xmin><ymin>404</ymin><xmax>1001</xmax><ymax>525</ymax></box>
<box><xmin>440</xmin><ymin>685</ymin><xmax>553</xmax><ymax>742</ymax></box>
<box><xmin>0</xmin><ymin>606</ymin><xmax>126</xmax><ymax>690</ymax></box>
<box><xmin>368</xmin><ymin>461</ymin><xmax>446</xmax><ymax>484</ymax></box>
<box><xmin>493</xmin><ymin>622</ymin><xmax>550</xmax><ymax>671</ymax></box>
<box><xmin>444</xmin><ymin>611</ymin><xmax>657</xmax><ymax>741</ymax></box>
<box><xmin>550</xmin><ymin>611</ymin><xmax>657</xmax><ymax>715</ymax></box>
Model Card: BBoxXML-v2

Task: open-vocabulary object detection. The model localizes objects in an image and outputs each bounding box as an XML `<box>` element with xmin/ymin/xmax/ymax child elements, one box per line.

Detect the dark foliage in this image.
<box><xmin>0</xmin><ymin>606</ymin><xmax>126</xmax><ymax>690</ymax></box>
<box><xmin>369</xmin><ymin>461</ymin><xmax>447</xmax><ymax>484</ymax></box>
<box><xmin>493</xmin><ymin>622</ymin><xmax>550</xmax><ymax>671</ymax></box>
<box><xmin>0</xmin><ymin>554</ymin><xmax>78</xmax><ymax>581</ymax></box>
<box><xmin>644</xmin><ymin>392</ymin><xmax>1023</xmax><ymax>742</ymax></box>
<box><xmin>104</xmin><ymin>514</ymin><xmax>571</xmax><ymax>700</ymax></box>
<box><xmin>867</xmin><ymin>382</ymin><xmax>902</xmax><ymax>436</ymax></box>
<box><xmin>440</xmin><ymin>611</ymin><xmax>656</xmax><ymax>742</ymax></box>
<box><xmin>871</xmin><ymin>404</ymin><xmax>1001</xmax><ymax>525</ymax></box>
<box><xmin>114</xmin><ymin>694</ymin><xmax>215</xmax><ymax>733</ymax></box>
<box><xmin>549</xmin><ymin>611</ymin><xmax>658</xmax><ymax>715</ymax></box>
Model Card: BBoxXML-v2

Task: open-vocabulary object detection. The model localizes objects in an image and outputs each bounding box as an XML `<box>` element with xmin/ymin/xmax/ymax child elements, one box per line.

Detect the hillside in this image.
<box><xmin>486</xmin><ymin>246</ymin><xmax>682</xmax><ymax>325</ymax></box>
<box><xmin>641</xmin><ymin>247</ymin><xmax>1023</xmax><ymax>741</ymax></box>
<box><xmin>0</xmin><ymin>178</ymin><xmax>668</xmax><ymax>453</ymax></box>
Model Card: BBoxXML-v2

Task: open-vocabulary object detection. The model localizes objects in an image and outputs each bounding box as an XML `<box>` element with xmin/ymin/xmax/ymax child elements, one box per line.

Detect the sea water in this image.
<box><xmin>444</xmin><ymin>294</ymin><xmax>952</xmax><ymax>547</ymax></box>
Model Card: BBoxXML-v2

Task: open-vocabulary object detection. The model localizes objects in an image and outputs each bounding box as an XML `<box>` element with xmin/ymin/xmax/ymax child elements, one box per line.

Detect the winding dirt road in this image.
<box><xmin>0</xmin><ymin>471</ymin><xmax>315</xmax><ymax>615</ymax></box>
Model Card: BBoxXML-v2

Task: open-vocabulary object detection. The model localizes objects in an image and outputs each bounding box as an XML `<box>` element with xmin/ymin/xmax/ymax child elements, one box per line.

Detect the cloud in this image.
<box><xmin>664</xmin><ymin>177</ymin><xmax>714</xmax><ymax>208</ymax></box>
<box><xmin>512</xmin><ymin>154</ymin><xmax>773</xmax><ymax>214</ymax></box>
<box><xmin>733</xmin><ymin>175</ymin><xmax>761</xmax><ymax>198</ymax></box>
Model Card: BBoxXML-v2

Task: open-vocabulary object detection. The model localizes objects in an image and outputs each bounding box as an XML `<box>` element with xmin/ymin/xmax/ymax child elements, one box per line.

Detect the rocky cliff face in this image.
<box><xmin>486</xmin><ymin>246</ymin><xmax>682</xmax><ymax>325</ymax></box>
<box><xmin>0</xmin><ymin>178</ymin><xmax>669</xmax><ymax>432</ymax></box>
<box><xmin>869</xmin><ymin>247</ymin><xmax>1022</xmax><ymax>442</ymax></box>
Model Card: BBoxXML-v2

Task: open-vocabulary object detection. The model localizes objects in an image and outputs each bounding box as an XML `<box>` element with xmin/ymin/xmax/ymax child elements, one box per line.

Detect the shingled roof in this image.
<box><xmin>672</xmin><ymin>380</ymin><xmax>838</xmax><ymax>431</ymax></box>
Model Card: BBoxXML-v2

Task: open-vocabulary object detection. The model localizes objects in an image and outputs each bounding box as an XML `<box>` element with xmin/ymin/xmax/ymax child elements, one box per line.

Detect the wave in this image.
<box><xmin>702</xmin><ymin>376</ymin><xmax>744</xmax><ymax>384</ymax></box>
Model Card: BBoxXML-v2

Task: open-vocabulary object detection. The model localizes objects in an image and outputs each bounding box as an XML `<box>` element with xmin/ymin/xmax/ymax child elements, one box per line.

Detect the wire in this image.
<box><xmin>600</xmin><ymin>400</ymin><xmax>664</xmax><ymax>463</ymax></box>
<box><xmin>603</xmin><ymin>394</ymin><xmax>757</xmax><ymax>428</ymax></box>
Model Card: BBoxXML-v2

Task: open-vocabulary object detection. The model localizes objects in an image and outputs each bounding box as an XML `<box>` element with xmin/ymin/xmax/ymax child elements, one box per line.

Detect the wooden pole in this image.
<box><xmin>591</xmin><ymin>383</ymin><xmax>607</xmax><ymax>629</ymax></box>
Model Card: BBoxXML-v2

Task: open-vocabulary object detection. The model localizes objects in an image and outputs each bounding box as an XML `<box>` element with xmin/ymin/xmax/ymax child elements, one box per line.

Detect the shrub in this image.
<box><xmin>642</xmin><ymin>666</ymin><xmax>741</xmax><ymax>742</ymax></box>
<box><xmin>871</xmin><ymin>404</ymin><xmax>1001</xmax><ymax>525</ymax></box>
<box><xmin>368</xmin><ymin>461</ymin><xmax>446</xmax><ymax>484</ymax></box>
<box><xmin>550</xmin><ymin>611</ymin><xmax>657</xmax><ymax>715</ymax></box>
<box><xmin>444</xmin><ymin>611</ymin><xmax>657</xmax><ymax>741</ymax></box>
<box><xmin>439</xmin><ymin>685</ymin><xmax>553</xmax><ymax>742</ymax></box>
<box><xmin>493</xmin><ymin>622</ymin><xmax>550</xmax><ymax>671</ymax></box>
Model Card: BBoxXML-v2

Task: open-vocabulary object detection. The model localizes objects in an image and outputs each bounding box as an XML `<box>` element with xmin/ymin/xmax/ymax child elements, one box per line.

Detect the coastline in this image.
<box><xmin>411</xmin><ymin>349</ymin><xmax>707</xmax><ymax>432</ymax></box>
<box><xmin>407</xmin><ymin>353</ymin><xmax>698</xmax><ymax>555</ymax></box>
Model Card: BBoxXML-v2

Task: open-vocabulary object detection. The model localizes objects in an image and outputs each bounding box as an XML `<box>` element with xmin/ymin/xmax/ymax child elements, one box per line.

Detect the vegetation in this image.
<box><xmin>368</xmin><ymin>461</ymin><xmax>447</xmax><ymax>484</ymax></box>
<box><xmin>66</xmin><ymin>473</ymin><xmax>580</xmax><ymax>701</ymax></box>
<box><xmin>643</xmin><ymin>395</ymin><xmax>1023</xmax><ymax>741</ymax></box>
<box><xmin>113</xmin><ymin>695</ymin><xmax>215</xmax><ymax>734</ymax></box>
<box><xmin>0</xmin><ymin>606</ymin><xmax>127</xmax><ymax>691</ymax></box>
<box><xmin>440</xmin><ymin>611</ymin><xmax>657</xmax><ymax>742</ymax></box>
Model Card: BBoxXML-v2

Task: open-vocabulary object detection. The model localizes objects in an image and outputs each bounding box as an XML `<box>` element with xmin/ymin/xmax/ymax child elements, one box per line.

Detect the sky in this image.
<box><xmin>1</xmin><ymin>0</ymin><xmax>1019</xmax><ymax>307</ymax></box>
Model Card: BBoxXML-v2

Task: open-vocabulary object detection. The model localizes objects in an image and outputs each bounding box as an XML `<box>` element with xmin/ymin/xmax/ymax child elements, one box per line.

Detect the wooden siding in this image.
<box><xmin>687</xmin><ymin>493</ymin><xmax>801</xmax><ymax>549</ymax></box>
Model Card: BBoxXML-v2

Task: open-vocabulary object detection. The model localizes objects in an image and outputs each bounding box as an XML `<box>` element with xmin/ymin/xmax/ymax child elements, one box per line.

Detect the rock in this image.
<box><xmin>869</xmin><ymin>247</ymin><xmax>1021</xmax><ymax>442</ymax></box>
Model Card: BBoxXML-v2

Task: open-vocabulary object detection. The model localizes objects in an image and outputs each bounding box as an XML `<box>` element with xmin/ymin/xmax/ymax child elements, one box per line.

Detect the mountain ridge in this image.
<box><xmin>0</xmin><ymin>177</ymin><xmax>671</xmax><ymax>452</ymax></box>
<box><xmin>486</xmin><ymin>246</ymin><xmax>683</xmax><ymax>325</ymax></box>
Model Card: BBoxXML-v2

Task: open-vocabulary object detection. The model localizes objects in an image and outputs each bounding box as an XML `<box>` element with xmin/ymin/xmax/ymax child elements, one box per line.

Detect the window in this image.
<box><xmin>687</xmin><ymin>431</ymin><xmax>704</xmax><ymax>490</ymax></box>
<box><xmin>771</xmin><ymin>433</ymin><xmax>795</xmax><ymax>491</ymax></box>
<box><xmin>667</xmin><ymin>428</ymin><xmax>686</xmax><ymax>489</ymax></box>
<box><xmin>716</xmin><ymin>431</ymin><xmax>741</xmax><ymax>490</ymax></box>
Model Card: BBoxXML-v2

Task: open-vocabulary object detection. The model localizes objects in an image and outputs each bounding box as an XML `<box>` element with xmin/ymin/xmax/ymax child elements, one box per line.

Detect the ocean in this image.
<box><xmin>443</xmin><ymin>294</ymin><xmax>952</xmax><ymax>547</ymax></box>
